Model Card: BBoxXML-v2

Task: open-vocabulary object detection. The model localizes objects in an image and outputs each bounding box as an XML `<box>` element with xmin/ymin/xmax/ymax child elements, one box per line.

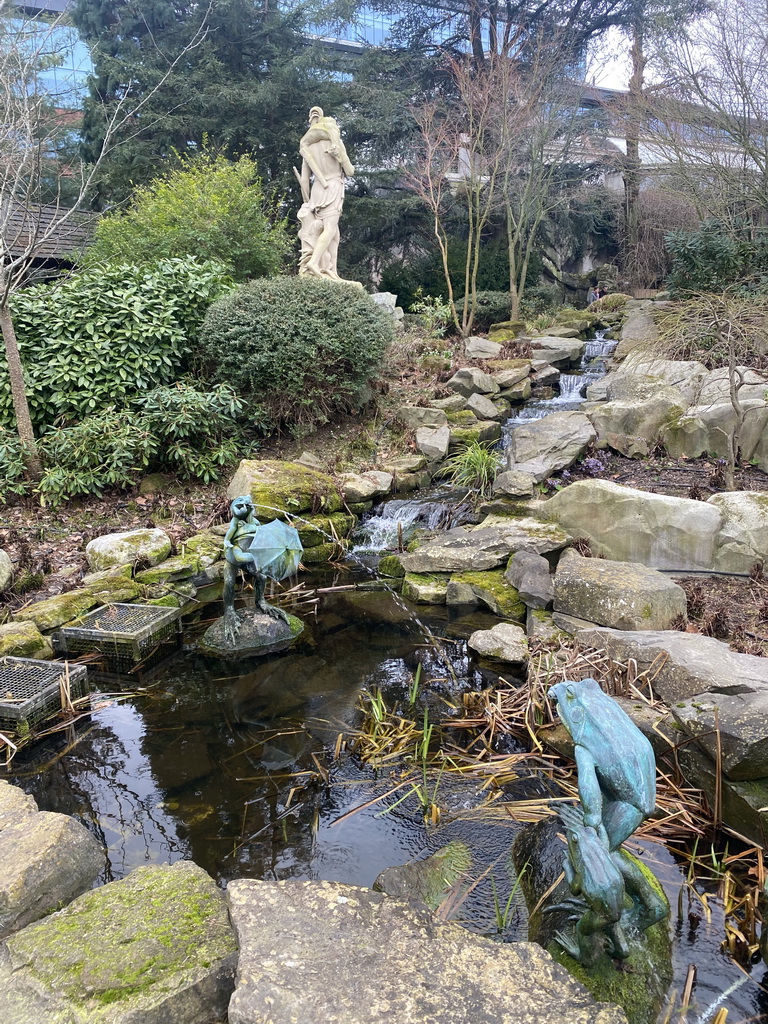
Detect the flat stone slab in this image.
<box><xmin>198</xmin><ymin>610</ymin><xmax>304</xmax><ymax>658</ymax></box>
<box><xmin>575</xmin><ymin>626</ymin><xmax>768</xmax><ymax>703</ymax></box>
<box><xmin>1</xmin><ymin>861</ymin><xmax>237</xmax><ymax>1024</ymax></box>
<box><xmin>554</xmin><ymin>550</ymin><xmax>687</xmax><ymax>630</ymax></box>
<box><xmin>508</xmin><ymin>411</ymin><xmax>596</xmax><ymax>477</ymax></box>
<box><xmin>671</xmin><ymin>690</ymin><xmax>768</xmax><ymax>781</ymax></box>
<box><xmin>0</xmin><ymin>804</ymin><xmax>105</xmax><ymax>939</ymax></box>
<box><xmin>400</xmin><ymin>518</ymin><xmax>570</xmax><ymax>573</ymax></box>
<box><xmin>226</xmin><ymin>879</ymin><xmax>626</xmax><ymax>1024</ymax></box>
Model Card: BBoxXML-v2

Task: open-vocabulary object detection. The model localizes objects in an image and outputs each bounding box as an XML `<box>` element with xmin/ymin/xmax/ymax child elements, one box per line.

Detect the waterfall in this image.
<box><xmin>352</xmin><ymin>495</ymin><xmax>470</xmax><ymax>553</ymax></box>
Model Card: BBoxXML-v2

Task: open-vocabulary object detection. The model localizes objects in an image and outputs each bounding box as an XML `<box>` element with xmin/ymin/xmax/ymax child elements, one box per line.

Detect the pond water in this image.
<box><xmin>8</xmin><ymin>337</ymin><xmax>768</xmax><ymax>1021</ymax></box>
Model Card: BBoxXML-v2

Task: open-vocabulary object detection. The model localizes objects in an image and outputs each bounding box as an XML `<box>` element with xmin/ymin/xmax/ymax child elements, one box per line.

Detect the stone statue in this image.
<box><xmin>547</xmin><ymin>678</ymin><xmax>668</xmax><ymax>965</ymax></box>
<box><xmin>221</xmin><ymin>495</ymin><xmax>303</xmax><ymax>647</ymax></box>
<box><xmin>295</xmin><ymin>106</ymin><xmax>355</xmax><ymax>282</ymax></box>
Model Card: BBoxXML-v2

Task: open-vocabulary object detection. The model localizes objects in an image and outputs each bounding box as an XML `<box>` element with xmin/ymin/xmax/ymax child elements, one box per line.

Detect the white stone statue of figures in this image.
<box><xmin>295</xmin><ymin>106</ymin><xmax>355</xmax><ymax>281</ymax></box>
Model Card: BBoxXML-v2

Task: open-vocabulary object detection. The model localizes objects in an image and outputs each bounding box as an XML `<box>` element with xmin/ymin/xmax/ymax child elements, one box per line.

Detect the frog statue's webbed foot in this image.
<box><xmin>257</xmin><ymin>597</ymin><xmax>291</xmax><ymax>625</ymax></box>
<box><xmin>223</xmin><ymin>607</ymin><xmax>241</xmax><ymax>646</ymax></box>
<box><xmin>554</xmin><ymin>928</ymin><xmax>584</xmax><ymax>961</ymax></box>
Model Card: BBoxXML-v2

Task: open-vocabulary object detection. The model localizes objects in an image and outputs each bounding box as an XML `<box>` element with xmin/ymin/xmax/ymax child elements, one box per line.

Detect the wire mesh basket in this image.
<box><xmin>59</xmin><ymin>603</ymin><xmax>181</xmax><ymax>673</ymax></box>
<box><xmin>0</xmin><ymin>658</ymin><xmax>88</xmax><ymax>736</ymax></box>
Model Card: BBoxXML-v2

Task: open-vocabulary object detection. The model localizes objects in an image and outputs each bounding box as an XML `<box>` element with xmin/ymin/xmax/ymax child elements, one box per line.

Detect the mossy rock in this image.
<box><xmin>449</xmin><ymin>421</ymin><xmax>502</xmax><ymax>448</ymax></box>
<box><xmin>4</xmin><ymin>860</ymin><xmax>237</xmax><ymax>1020</ymax></box>
<box><xmin>301</xmin><ymin>540</ymin><xmax>346</xmax><ymax>565</ymax></box>
<box><xmin>181</xmin><ymin>531</ymin><xmax>224</xmax><ymax>565</ymax></box>
<box><xmin>0</xmin><ymin>621</ymin><xmax>52</xmax><ymax>659</ymax></box>
<box><xmin>445</xmin><ymin>410</ymin><xmax>478</xmax><ymax>426</ymax></box>
<box><xmin>489</xmin><ymin>320</ymin><xmax>525</xmax><ymax>337</ymax></box>
<box><xmin>373</xmin><ymin>841</ymin><xmax>472</xmax><ymax>911</ymax></box>
<box><xmin>402</xmin><ymin>572</ymin><xmax>449</xmax><ymax>604</ymax></box>
<box><xmin>485</xmin><ymin>358</ymin><xmax>532</xmax><ymax>372</ymax></box>
<box><xmin>347</xmin><ymin>500</ymin><xmax>374</xmax><ymax>515</ymax></box>
<box><xmin>226</xmin><ymin>459</ymin><xmax>342</xmax><ymax>518</ymax></box>
<box><xmin>378</xmin><ymin>554</ymin><xmax>406</xmax><ymax>579</ymax></box>
<box><xmin>448</xmin><ymin>570</ymin><xmax>526</xmax><ymax>621</ymax></box>
<box><xmin>296</xmin><ymin>512</ymin><xmax>357</xmax><ymax>549</ymax></box>
<box><xmin>134</xmin><ymin>553</ymin><xmax>203</xmax><ymax>586</ymax></box>
<box><xmin>15</xmin><ymin>578</ymin><xmax>141</xmax><ymax>632</ymax></box>
<box><xmin>392</xmin><ymin>469</ymin><xmax>432</xmax><ymax>493</ymax></box>
<box><xmin>144</xmin><ymin>594</ymin><xmax>181</xmax><ymax>608</ymax></box>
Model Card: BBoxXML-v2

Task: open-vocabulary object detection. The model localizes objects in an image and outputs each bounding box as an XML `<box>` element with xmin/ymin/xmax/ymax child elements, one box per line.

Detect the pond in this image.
<box><xmin>9</xmin><ymin>570</ymin><xmax>768</xmax><ymax>1024</ymax></box>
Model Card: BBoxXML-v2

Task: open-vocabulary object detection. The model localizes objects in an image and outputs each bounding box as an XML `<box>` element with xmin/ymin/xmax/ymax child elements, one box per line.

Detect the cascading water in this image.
<box><xmin>352</xmin><ymin>491</ymin><xmax>472</xmax><ymax>553</ymax></box>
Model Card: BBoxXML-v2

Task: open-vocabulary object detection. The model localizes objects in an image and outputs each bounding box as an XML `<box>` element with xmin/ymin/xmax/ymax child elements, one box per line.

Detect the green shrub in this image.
<box><xmin>470</xmin><ymin>291</ymin><xmax>513</xmax><ymax>330</ymax></box>
<box><xmin>586</xmin><ymin>292</ymin><xmax>632</xmax><ymax>312</ymax></box>
<box><xmin>4</xmin><ymin>257</ymin><xmax>232</xmax><ymax>430</ymax></box>
<box><xmin>198</xmin><ymin>277</ymin><xmax>395</xmax><ymax>428</ymax></box>
<box><xmin>36</xmin><ymin>413</ymin><xmax>156</xmax><ymax>506</ymax></box>
<box><xmin>439</xmin><ymin>440</ymin><xmax>501</xmax><ymax>498</ymax></box>
<box><xmin>137</xmin><ymin>381</ymin><xmax>255</xmax><ymax>483</ymax></box>
<box><xmin>0</xmin><ymin>431</ymin><xmax>30</xmax><ymax>501</ymax></box>
<box><xmin>666</xmin><ymin>221</ymin><xmax>768</xmax><ymax>293</ymax></box>
<box><xmin>519</xmin><ymin>284</ymin><xmax>561</xmax><ymax>319</ymax></box>
<box><xmin>409</xmin><ymin>291</ymin><xmax>451</xmax><ymax>337</ymax></box>
<box><xmin>86</xmin><ymin>153</ymin><xmax>290</xmax><ymax>281</ymax></box>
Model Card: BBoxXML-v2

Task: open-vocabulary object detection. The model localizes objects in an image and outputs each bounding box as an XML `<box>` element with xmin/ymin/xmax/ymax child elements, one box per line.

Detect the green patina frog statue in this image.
<box><xmin>548</xmin><ymin>678</ymin><xmax>668</xmax><ymax>964</ymax></box>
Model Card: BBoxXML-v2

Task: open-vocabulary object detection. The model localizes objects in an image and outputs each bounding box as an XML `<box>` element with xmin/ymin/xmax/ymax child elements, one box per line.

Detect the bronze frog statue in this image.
<box><xmin>548</xmin><ymin>678</ymin><xmax>668</xmax><ymax>962</ymax></box>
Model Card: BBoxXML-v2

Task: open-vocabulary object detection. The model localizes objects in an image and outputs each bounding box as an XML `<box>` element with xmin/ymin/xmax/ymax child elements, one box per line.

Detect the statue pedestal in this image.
<box><xmin>198</xmin><ymin>609</ymin><xmax>304</xmax><ymax>659</ymax></box>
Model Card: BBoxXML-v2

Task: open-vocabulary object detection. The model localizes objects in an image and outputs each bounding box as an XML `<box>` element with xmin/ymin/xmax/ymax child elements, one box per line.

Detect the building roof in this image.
<box><xmin>3</xmin><ymin>201</ymin><xmax>95</xmax><ymax>262</ymax></box>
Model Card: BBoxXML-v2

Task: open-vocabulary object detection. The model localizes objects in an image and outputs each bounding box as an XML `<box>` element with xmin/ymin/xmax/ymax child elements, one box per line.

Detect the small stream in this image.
<box><xmin>8</xmin><ymin>329</ymin><xmax>768</xmax><ymax>1021</ymax></box>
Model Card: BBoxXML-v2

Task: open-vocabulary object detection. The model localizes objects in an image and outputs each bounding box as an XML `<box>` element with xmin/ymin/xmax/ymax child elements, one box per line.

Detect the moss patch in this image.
<box><xmin>296</xmin><ymin>511</ymin><xmax>357</xmax><ymax>549</ymax></box>
<box><xmin>449</xmin><ymin>570</ymin><xmax>526</xmax><ymax>620</ymax></box>
<box><xmin>402</xmin><ymin>572</ymin><xmax>449</xmax><ymax>604</ymax></box>
<box><xmin>0</xmin><ymin>621</ymin><xmax>52</xmax><ymax>659</ymax></box>
<box><xmin>445</xmin><ymin>410</ymin><xmax>478</xmax><ymax>426</ymax></box>
<box><xmin>228</xmin><ymin>459</ymin><xmax>342</xmax><ymax>517</ymax></box>
<box><xmin>378</xmin><ymin>554</ymin><xmax>406</xmax><ymax>578</ymax></box>
<box><xmin>301</xmin><ymin>540</ymin><xmax>346</xmax><ymax>564</ymax></box>
<box><xmin>15</xmin><ymin>577</ymin><xmax>141</xmax><ymax>632</ymax></box>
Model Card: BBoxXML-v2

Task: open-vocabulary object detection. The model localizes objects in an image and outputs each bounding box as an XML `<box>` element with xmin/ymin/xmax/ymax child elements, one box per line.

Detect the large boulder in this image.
<box><xmin>0</xmin><ymin>550</ymin><xmax>12</xmax><ymax>593</ymax></box>
<box><xmin>661</xmin><ymin>400</ymin><xmax>768</xmax><ymax>463</ymax></box>
<box><xmin>446</xmin><ymin>569</ymin><xmax>526</xmax><ymax>619</ymax></box>
<box><xmin>0</xmin><ymin>621</ymin><xmax>52</xmax><ymax>659</ymax></box>
<box><xmin>85</xmin><ymin>528</ymin><xmax>172</xmax><ymax>572</ymax></box>
<box><xmin>575</xmin><ymin>626</ymin><xmax>768</xmax><ymax>703</ymax></box>
<box><xmin>505</xmin><ymin>549</ymin><xmax>554</xmax><ymax>609</ymax></box>
<box><xmin>448</xmin><ymin>420</ymin><xmax>502</xmax><ymax>449</ymax></box>
<box><xmin>397</xmin><ymin>406</ymin><xmax>449</xmax><ymax>430</ymax></box>
<box><xmin>0</xmin><ymin>785</ymin><xmax>105</xmax><ymax>938</ymax></box>
<box><xmin>492</xmin><ymin>469</ymin><xmax>535</xmax><ymax>499</ymax></box>
<box><xmin>554</xmin><ymin>550</ymin><xmax>687</xmax><ymax>630</ymax></box>
<box><xmin>400</xmin><ymin>517</ymin><xmax>570</xmax><ymax>573</ymax></box>
<box><xmin>709</xmin><ymin>491</ymin><xmax>768</xmax><ymax>573</ymax></box>
<box><xmin>468</xmin><ymin>622</ymin><xmax>529</xmax><ymax>665</ymax></box>
<box><xmin>226</xmin><ymin>879</ymin><xmax>626</xmax><ymax>1024</ymax></box>
<box><xmin>586</xmin><ymin>394</ymin><xmax>686</xmax><ymax>451</ymax></box>
<box><xmin>615</xmin><ymin>302</ymin><xmax>658</xmax><ymax>358</ymax></box>
<box><xmin>1</xmin><ymin>860</ymin><xmax>237</xmax><ymax>1024</ymax></box>
<box><xmin>489</xmin><ymin>360</ymin><xmax>531</xmax><ymax>388</ymax></box>
<box><xmin>672</xmin><ymin>691</ymin><xmax>768</xmax><ymax>781</ymax></box>
<box><xmin>698</xmin><ymin>366</ymin><xmax>768</xmax><ymax>404</ymax></box>
<box><xmin>339</xmin><ymin>471</ymin><xmax>393</xmax><ymax>503</ymax></box>
<box><xmin>585</xmin><ymin>371</ymin><xmax>679</xmax><ymax>404</ymax></box>
<box><xmin>507</xmin><ymin>411</ymin><xmax>597</xmax><ymax>477</ymax></box>
<box><xmin>15</xmin><ymin>575</ymin><xmax>142</xmax><ymax>632</ymax></box>
<box><xmin>226</xmin><ymin>459</ymin><xmax>342</xmax><ymax>517</ymax></box>
<box><xmin>465</xmin><ymin>336</ymin><xmax>503</xmax><ymax>359</ymax></box>
<box><xmin>537</xmin><ymin>480</ymin><xmax>723</xmax><ymax>570</ymax></box>
<box><xmin>619</xmin><ymin>356</ymin><xmax>708</xmax><ymax>403</ymax></box>
<box><xmin>466</xmin><ymin>392</ymin><xmax>505</xmax><ymax>421</ymax></box>
<box><xmin>416</xmin><ymin>425</ymin><xmax>450</xmax><ymax>460</ymax></box>
<box><xmin>445</xmin><ymin>367</ymin><xmax>500</xmax><ymax>398</ymax></box>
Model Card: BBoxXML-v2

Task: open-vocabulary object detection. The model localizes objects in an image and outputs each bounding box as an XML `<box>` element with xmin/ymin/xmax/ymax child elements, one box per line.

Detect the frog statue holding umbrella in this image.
<box><xmin>222</xmin><ymin>495</ymin><xmax>303</xmax><ymax>646</ymax></box>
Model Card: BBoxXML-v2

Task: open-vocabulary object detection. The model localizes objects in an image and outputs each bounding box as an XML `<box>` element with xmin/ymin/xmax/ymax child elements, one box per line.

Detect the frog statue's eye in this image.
<box><xmin>565</xmin><ymin>684</ymin><xmax>576</xmax><ymax>700</ymax></box>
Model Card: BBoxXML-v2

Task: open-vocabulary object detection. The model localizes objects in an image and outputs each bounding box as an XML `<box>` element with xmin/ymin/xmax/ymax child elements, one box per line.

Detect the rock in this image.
<box><xmin>446</xmin><ymin>569</ymin><xmax>526</xmax><ymax>619</ymax></box>
<box><xmin>492</xmin><ymin>469</ymin><xmax>535</xmax><ymax>499</ymax></box>
<box><xmin>619</xmin><ymin>357</ymin><xmax>708</xmax><ymax>403</ymax></box>
<box><xmin>553</xmin><ymin>550</ymin><xmax>687</xmax><ymax>630</ymax></box>
<box><xmin>371</xmin><ymin>291</ymin><xmax>399</xmax><ymax>315</ymax></box>
<box><xmin>599</xmin><ymin>432</ymin><xmax>650</xmax><ymax>459</ymax></box>
<box><xmin>199</xmin><ymin>609</ymin><xmax>304</xmax><ymax>658</ymax></box>
<box><xmin>615</xmin><ymin>303</ymin><xmax>658</xmax><ymax>358</ymax></box>
<box><xmin>488</xmin><ymin>319</ymin><xmax>525</xmax><ymax>339</ymax></box>
<box><xmin>397</xmin><ymin>406</ymin><xmax>449</xmax><ymax>430</ymax></box>
<box><xmin>85</xmin><ymin>528</ymin><xmax>172</xmax><ymax>572</ymax></box>
<box><xmin>378</xmin><ymin>554</ymin><xmax>405</xmax><ymax>578</ymax></box>
<box><xmin>698</xmin><ymin>366</ymin><xmax>768</xmax><ymax>404</ymax></box>
<box><xmin>15</xmin><ymin>576</ymin><xmax>142</xmax><ymax>632</ymax></box>
<box><xmin>505</xmin><ymin>550</ymin><xmax>554</xmax><ymax>609</ymax></box>
<box><xmin>226</xmin><ymin>459</ymin><xmax>342</xmax><ymax>517</ymax></box>
<box><xmin>0</xmin><ymin>622</ymin><xmax>52</xmax><ymax>659</ymax></box>
<box><xmin>492</xmin><ymin>398</ymin><xmax>512</xmax><ymax>419</ymax></box>
<box><xmin>0</xmin><ymin>550</ymin><xmax>12</xmax><ymax>593</ymax></box>
<box><xmin>501</xmin><ymin>379</ymin><xmax>532</xmax><ymax>402</ymax></box>
<box><xmin>0</xmin><ymin>782</ymin><xmax>37</xmax><ymax>831</ymax></box>
<box><xmin>431</xmin><ymin>394</ymin><xmax>466</xmax><ymax>412</ymax></box>
<box><xmin>672</xmin><ymin>691</ymin><xmax>768</xmax><ymax>781</ymax></box>
<box><xmin>449</xmin><ymin>420</ymin><xmax>502</xmax><ymax>449</ymax></box>
<box><xmin>490</xmin><ymin>360</ymin><xmax>531</xmax><ymax>388</ymax></box>
<box><xmin>508</xmin><ymin>411</ymin><xmax>597</xmax><ymax>476</ymax></box>
<box><xmin>416</xmin><ymin>425</ymin><xmax>451</xmax><ymax>459</ymax></box>
<box><xmin>574</xmin><ymin>626</ymin><xmax>768</xmax><ymax>703</ymax></box>
<box><xmin>0</xmin><ymin>806</ymin><xmax>105</xmax><ymax>938</ymax></box>
<box><xmin>380</xmin><ymin>455</ymin><xmax>428</xmax><ymax>475</ymax></box>
<box><xmin>531</xmin><ymin>362</ymin><xmax>561</xmax><ymax>386</ymax></box>
<box><xmin>538</xmin><ymin>326</ymin><xmax>581</xmax><ymax>338</ymax></box>
<box><xmin>538</xmin><ymin>480</ymin><xmax>723</xmax><ymax>569</ymax></box>
<box><xmin>135</xmin><ymin>552</ymin><xmax>205</xmax><ymax>585</ymax></box>
<box><xmin>527</xmin><ymin>608</ymin><xmax>564</xmax><ymax>641</ymax></box>
<box><xmin>661</xmin><ymin>400</ymin><xmax>768</xmax><ymax>462</ymax></box>
<box><xmin>400</xmin><ymin>518</ymin><xmax>571</xmax><ymax>573</ymax></box>
<box><xmin>466</xmin><ymin>392</ymin><xmax>502</xmax><ymax>420</ymax></box>
<box><xmin>339</xmin><ymin>471</ymin><xmax>393</xmax><ymax>503</ymax></box>
<box><xmin>465</xmin><ymin>336</ymin><xmax>503</xmax><ymax>359</ymax></box>
<box><xmin>468</xmin><ymin>622</ymin><xmax>528</xmax><ymax>665</ymax></box>
<box><xmin>373</xmin><ymin>841</ymin><xmax>472</xmax><ymax>910</ymax></box>
<box><xmin>392</xmin><ymin>469</ymin><xmax>432</xmax><ymax>493</ymax></box>
<box><xmin>295</xmin><ymin>450</ymin><xmax>325</xmax><ymax>471</ymax></box>
<box><xmin>296</xmin><ymin>511</ymin><xmax>357</xmax><ymax>549</ymax></box>
<box><xmin>1</xmin><ymin>860</ymin><xmax>237</xmax><ymax>1024</ymax></box>
<box><xmin>586</xmin><ymin>394</ymin><xmax>686</xmax><ymax>450</ymax></box>
<box><xmin>708</xmin><ymin>492</ymin><xmax>768</xmax><ymax>573</ymax></box>
<box><xmin>402</xmin><ymin>573</ymin><xmax>448</xmax><ymax>604</ymax></box>
<box><xmin>445</xmin><ymin>367</ymin><xmax>500</xmax><ymax>398</ymax></box>
<box><xmin>226</xmin><ymin>879</ymin><xmax>626</xmax><ymax>1024</ymax></box>
<box><xmin>529</xmin><ymin>337</ymin><xmax>585</xmax><ymax>368</ymax></box>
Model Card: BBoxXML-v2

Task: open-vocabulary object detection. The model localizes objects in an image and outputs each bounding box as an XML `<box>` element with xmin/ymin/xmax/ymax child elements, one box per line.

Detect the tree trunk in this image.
<box><xmin>623</xmin><ymin>21</ymin><xmax>646</xmax><ymax>271</ymax></box>
<box><xmin>0</xmin><ymin>300</ymin><xmax>42</xmax><ymax>479</ymax></box>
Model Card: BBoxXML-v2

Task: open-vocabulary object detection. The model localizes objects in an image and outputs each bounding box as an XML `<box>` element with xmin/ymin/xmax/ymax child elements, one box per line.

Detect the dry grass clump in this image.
<box><xmin>654</xmin><ymin>293</ymin><xmax>768</xmax><ymax>370</ymax></box>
